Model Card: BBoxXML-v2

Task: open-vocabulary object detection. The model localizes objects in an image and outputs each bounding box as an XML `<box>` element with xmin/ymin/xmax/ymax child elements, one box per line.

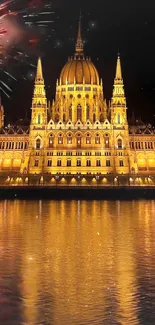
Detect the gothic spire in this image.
<box><xmin>111</xmin><ymin>54</ymin><xmax>126</xmax><ymax>107</ymax></box>
<box><xmin>75</xmin><ymin>14</ymin><xmax>84</xmax><ymax>56</ymax></box>
<box><xmin>31</xmin><ymin>57</ymin><xmax>47</xmax><ymax>129</ymax></box>
<box><xmin>35</xmin><ymin>57</ymin><xmax>44</xmax><ymax>83</ymax></box>
<box><xmin>115</xmin><ymin>53</ymin><xmax>123</xmax><ymax>82</ymax></box>
<box><xmin>32</xmin><ymin>57</ymin><xmax>47</xmax><ymax>108</ymax></box>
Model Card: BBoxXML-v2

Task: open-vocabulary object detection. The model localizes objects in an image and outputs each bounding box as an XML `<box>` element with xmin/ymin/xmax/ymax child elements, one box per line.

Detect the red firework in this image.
<box><xmin>0</xmin><ymin>28</ymin><xmax>7</xmax><ymax>38</ymax></box>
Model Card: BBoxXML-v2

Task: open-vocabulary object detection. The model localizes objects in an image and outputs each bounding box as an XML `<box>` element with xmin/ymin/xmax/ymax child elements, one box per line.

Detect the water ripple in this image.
<box><xmin>0</xmin><ymin>200</ymin><xmax>155</xmax><ymax>324</ymax></box>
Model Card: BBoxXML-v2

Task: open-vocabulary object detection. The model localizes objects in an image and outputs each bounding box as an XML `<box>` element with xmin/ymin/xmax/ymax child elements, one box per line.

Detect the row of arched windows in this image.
<box><xmin>54</xmin><ymin>109</ymin><xmax>104</xmax><ymax>123</ymax></box>
<box><xmin>44</xmin><ymin>159</ymin><xmax>124</xmax><ymax>168</ymax></box>
<box><xmin>45</xmin><ymin>159</ymin><xmax>106</xmax><ymax>168</ymax></box>
<box><xmin>47</xmin><ymin>133</ymin><xmax>111</xmax><ymax>148</ymax></box>
<box><xmin>35</xmin><ymin>136</ymin><xmax>123</xmax><ymax>150</ymax></box>
<box><xmin>130</xmin><ymin>141</ymin><xmax>154</xmax><ymax>150</ymax></box>
<box><xmin>34</xmin><ymin>158</ymin><xmax>125</xmax><ymax>168</ymax></box>
<box><xmin>0</xmin><ymin>141</ymin><xmax>29</xmax><ymax>150</ymax></box>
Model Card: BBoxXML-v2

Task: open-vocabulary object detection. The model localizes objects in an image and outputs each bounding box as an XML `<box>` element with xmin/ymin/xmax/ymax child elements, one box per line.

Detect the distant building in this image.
<box><xmin>0</xmin><ymin>19</ymin><xmax>155</xmax><ymax>187</ymax></box>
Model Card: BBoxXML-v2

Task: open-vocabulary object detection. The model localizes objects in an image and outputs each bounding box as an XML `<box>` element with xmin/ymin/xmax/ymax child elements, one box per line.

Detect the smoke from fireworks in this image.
<box><xmin>0</xmin><ymin>0</ymin><xmax>54</xmax><ymax>97</ymax></box>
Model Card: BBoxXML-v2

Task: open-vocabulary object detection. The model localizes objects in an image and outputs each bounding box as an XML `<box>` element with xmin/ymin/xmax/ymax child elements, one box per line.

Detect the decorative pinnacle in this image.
<box><xmin>36</xmin><ymin>57</ymin><xmax>43</xmax><ymax>81</ymax></box>
<box><xmin>75</xmin><ymin>13</ymin><xmax>84</xmax><ymax>55</ymax></box>
<box><xmin>115</xmin><ymin>53</ymin><xmax>122</xmax><ymax>80</ymax></box>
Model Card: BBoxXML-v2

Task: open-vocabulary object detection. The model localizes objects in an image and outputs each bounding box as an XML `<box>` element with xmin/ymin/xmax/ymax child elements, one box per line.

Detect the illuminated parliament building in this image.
<box><xmin>0</xmin><ymin>21</ymin><xmax>155</xmax><ymax>187</ymax></box>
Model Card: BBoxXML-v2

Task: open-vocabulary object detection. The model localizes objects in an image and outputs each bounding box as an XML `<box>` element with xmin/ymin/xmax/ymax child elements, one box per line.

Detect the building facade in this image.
<box><xmin>0</xmin><ymin>21</ymin><xmax>155</xmax><ymax>186</ymax></box>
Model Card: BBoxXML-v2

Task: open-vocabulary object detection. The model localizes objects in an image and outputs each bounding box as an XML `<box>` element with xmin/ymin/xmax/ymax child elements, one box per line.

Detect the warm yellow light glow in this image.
<box><xmin>0</xmin><ymin>45</ymin><xmax>154</xmax><ymax>187</ymax></box>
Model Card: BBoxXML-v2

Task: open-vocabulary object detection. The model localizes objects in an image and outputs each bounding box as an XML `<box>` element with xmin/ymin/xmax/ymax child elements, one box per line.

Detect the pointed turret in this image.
<box><xmin>75</xmin><ymin>14</ymin><xmax>84</xmax><ymax>56</ymax></box>
<box><xmin>31</xmin><ymin>57</ymin><xmax>48</xmax><ymax>127</ymax></box>
<box><xmin>111</xmin><ymin>54</ymin><xmax>126</xmax><ymax>106</ymax></box>
<box><xmin>110</xmin><ymin>53</ymin><xmax>128</xmax><ymax>127</ymax></box>
<box><xmin>35</xmin><ymin>57</ymin><xmax>44</xmax><ymax>84</ymax></box>
<box><xmin>115</xmin><ymin>53</ymin><xmax>122</xmax><ymax>81</ymax></box>
<box><xmin>33</xmin><ymin>57</ymin><xmax>46</xmax><ymax>101</ymax></box>
<box><xmin>110</xmin><ymin>54</ymin><xmax>129</xmax><ymax>174</ymax></box>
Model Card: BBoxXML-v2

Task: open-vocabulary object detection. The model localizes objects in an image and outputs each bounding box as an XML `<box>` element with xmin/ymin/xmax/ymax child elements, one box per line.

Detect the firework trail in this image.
<box><xmin>0</xmin><ymin>0</ymin><xmax>54</xmax><ymax>97</ymax></box>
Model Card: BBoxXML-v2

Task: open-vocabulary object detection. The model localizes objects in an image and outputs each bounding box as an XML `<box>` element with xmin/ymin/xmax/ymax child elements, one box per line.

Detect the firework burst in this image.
<box><xmin>0</xmin><ymin>0</ymin><xmax>54</xmax><ymax>97</ymax></box>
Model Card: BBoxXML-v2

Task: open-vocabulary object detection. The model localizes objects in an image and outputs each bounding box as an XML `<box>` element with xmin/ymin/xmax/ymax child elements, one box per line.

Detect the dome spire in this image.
<box><xmin>75</xmin><ymin>13</ymin><xmax>84</xmax><ymax>56</ymax></box>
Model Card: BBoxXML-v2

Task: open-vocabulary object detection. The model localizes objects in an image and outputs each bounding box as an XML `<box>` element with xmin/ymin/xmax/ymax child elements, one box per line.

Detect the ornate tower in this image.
<box><xmin>111</xmin><ymin>54</ymin><xmax>130</xmax><ymax>174</ymax></box>
<box><xmin>24</xmin><ymin>58</ymin><xmax>48</xmax><ymax>174</ymax></box>
<box><xmin>111</xmin><ymin>54</ymin><xmax>127</xmax><ymax>127</ymax></box>
<box><xmin>30</xmin><ymin>57</ymin><xmax>48</xmax><ymax>129</ymax></box>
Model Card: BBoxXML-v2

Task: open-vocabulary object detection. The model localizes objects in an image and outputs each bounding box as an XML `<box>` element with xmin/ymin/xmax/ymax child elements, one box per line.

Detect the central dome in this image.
<box><xmin>59</xmin><ymin>18</ymin><xmax>100</xmax><ymax>86</ymax></box>
<box><xmin>60</xmin><ymin>56</ymin><xmax>99</xmax><ymax>85</ymax></box>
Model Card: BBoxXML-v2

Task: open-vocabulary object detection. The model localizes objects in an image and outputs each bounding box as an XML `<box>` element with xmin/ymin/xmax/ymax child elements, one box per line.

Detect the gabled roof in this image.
<box><xmin>144</xmin><ymin>128</ymin><xmax>152</xmax><ymax>134</ymax></box>
<box><xmin>56</xmin><ymin>120</ymin><xmax>65</xmax><ymax>129</ymax></box>
<box><xmin>8</xmin><ymin>128</ymin><xmax>15</xmax><ymax>134</ymax></box>
<box><xmin>0</xmin><ymin>128</ymin><xmax>5</xmax><ymax>134</ymax></box>
<box><xmin>66</xmin><ymin>120</ymin><xmax>74</xmax><ymax>129</ymax></box>
<box><xmin>16</xmin><ymin>128</ymin><xmax>24</xmax><ymax>134</ymax></box>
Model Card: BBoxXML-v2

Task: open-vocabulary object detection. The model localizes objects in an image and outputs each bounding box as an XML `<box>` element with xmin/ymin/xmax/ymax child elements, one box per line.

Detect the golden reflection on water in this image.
<box><xmin>0</xmin><ymin>200</ymin><xmax>155</xmax><ymax>325</ymax></box>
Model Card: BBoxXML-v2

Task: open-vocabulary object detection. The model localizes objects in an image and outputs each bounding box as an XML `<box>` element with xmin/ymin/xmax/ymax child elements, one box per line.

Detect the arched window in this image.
<box><xmin>57</xmin><ymin>159</ymin><xmax>61</xmax><ymax>166</ymax></box>
<box><xmin>86</xmin><ymin>159</ymin><xmax>91</xmax><ymax>167</ymax></box>
<box><xmin>58</xmin><ymin>133</ymin><xmax>63</xmax><ymax>144</ymax></box>
<box><xmin>95</xmin><ymin>134</ymin><xmax>100</xmax><ymax>144</ymax></box>
<box><xmin>77</xmin><ymin>133</ymin><xmax>81</xmax><ymax>147</ymax></box>
<box><xmin>117</xmin><ymin>113</ymin><xmax>121</xmax><ymax>124</ymax></box>
<box><xmin>67</xmin><ymin>159</ymin><xmax>71</xmax><ymax>167</ymax></box>
<box><xmin>96</xmin><ymin>159</ymin><xmax>101</xmax><ymax>167</ymax></box>
<box><xmin>63</xmin><ymin>113</ymin><xmax>66</xmax><ymax>122</ymax></box>
<box><xmin>86</xmin><ymin>104</ymin><xmax>90</xmax><ymax>120</ymax></box>
<box><xmin>119</xmin><ymin>160</ymin><xmax>124</xmax><ymax>167</ymax></box>
<box><xmin>93</xmin><ymin>113</ymin><xmax>96</xmax><ymax>123</ymax></box>
<box><xmin>104</xmin><ymin>135</ymin><xmax>110</xmax><ymax>148</ymax></box>
<box><xmin>55</xmin><ymin>114</ymin><xmax>59</xmax><ymax>122</ymax></box>
<box><xmin>86</xmin><ymin>133</ymin><xmax>91</xmax><ymax>144</ymax></box>
<box><xmin>36</xmin><ymin>138</ymin><xmax>41</xmax><ymax>149</ymax></box>
<box><xmin>49</xmin><ymin>134</ymin><xmax>54</xmax><ymax>148</ymax></box>
<box><xmin>118</xmin><ymin>138</ymin><xmax>122</xmax><ymax>149</ymax></box>
<box><xmin>100</xmin><ymin>113</ymin><xmax>104</xmax><ymax>122</ymax></box>
<box><xmin>69</xmin><ymin>105</ymin><xmax>72</xmax><ymax>120</ymax></box>
<box><xmin>38</xmin><ymin>114</ymin><xmax>41</xmax><ymax>124</ymax></box>
<box><xmin>77</xmin><ymin>104</ymin><xmax>82</xmax><ymax>120</ymax></box>
<box><xmin>77</xmin><ymin>159</ymin><xmax>81</xmax><ymax>166</ymax></box>
<box><xmin>67</xmin><ymin>133</ymin><xmax>72</xmax><ymax>144</ymax></box>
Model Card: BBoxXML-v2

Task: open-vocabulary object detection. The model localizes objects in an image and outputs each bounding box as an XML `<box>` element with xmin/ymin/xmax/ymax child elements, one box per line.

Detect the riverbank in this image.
<box><xmin>0</xmin><ymin>186</ymin><xmax>155</xmax><ymax>199</ymax></box>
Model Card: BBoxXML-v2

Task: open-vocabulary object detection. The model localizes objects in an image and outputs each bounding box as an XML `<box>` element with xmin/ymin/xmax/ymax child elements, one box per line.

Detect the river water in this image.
<box><xmin>0</xmin><ymin>200</ymin><xmax>155</xmax><ymax>325</ymax></box>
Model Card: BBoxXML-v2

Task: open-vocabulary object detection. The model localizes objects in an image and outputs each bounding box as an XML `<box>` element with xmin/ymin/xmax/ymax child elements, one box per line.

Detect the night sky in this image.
<box><xmin>3</xmin><ymin>0</ymin><xmax>155</xmax><ymax>124</ymax></box>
